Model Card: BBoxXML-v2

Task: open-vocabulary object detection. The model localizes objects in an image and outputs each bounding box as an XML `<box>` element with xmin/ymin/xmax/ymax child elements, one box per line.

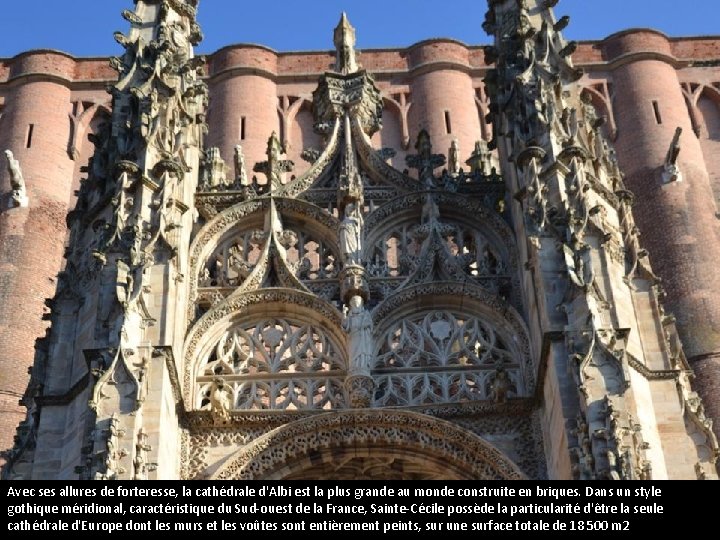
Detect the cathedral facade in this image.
<box><xmin>1</xmin><ymin>0</ymin><xmax>719</xmax><ymax>479</ymax></box>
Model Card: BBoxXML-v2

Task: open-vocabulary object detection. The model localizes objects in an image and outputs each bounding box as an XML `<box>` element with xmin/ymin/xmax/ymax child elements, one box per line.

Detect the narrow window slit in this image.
<box><xmin>240</xmin><ymin>117</ymin><xmax>246</xmax><ymax>140</ymax></box>
<box><xmin>26</xmin><ymin>124</ymin><xmax>34</xmax><ymax>148</ymax></box>
<box><xmin>444</xmin><ymin>111</ymin><xmax>452</xmax><ymax>134</ymax></box>
<box><xmin>652</xmin><ymin>101</ymin><xmax>662</xmax><ymax>124</ymax></box>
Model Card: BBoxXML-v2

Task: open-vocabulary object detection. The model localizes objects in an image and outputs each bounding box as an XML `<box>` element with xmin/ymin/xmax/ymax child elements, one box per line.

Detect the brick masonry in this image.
<box><xmin>0</xmin><ymin>29</ymin><xmax>719</xmax><ymax>457</ymax></box>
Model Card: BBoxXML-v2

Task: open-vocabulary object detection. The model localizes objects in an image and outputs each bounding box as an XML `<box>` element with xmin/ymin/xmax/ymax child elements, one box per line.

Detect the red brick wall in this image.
<box><xmin>0</xmin><ymin>32</ymin><xmax>719</xmax><ymax>457</ymax></box>
<box><xmin>603</xmin><ymin>30</ymin><xmax>720</xmax><ymax>438</ymax></box>
<box><xmin>406</xmin><ymin>41</ymin><xmax>481</xmax><ymax>167</ymax></box>
<box><xmin>0</xmin><ymin>76</ymin><xmax>75</xmax><ymax>457</ymax></box>
<box><xmin>207</xmin><ymin>46</ymin><xmax>280</xmax><ymax>171</ymax></box>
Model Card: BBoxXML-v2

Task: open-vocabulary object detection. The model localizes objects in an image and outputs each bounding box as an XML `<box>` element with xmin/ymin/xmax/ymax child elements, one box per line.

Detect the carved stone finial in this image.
<box><xmin>406</xmin><ymin>130</ymin><xmax>446</xmax><ymax>188</ymax></box>
<box><xmin>466</xmin><ymin>140</ymin><xmax>494</xmax><ymax>176</ymax></box>
<box><xmin>662</xmin><ymin>127</ymin><xmax>682</xmax><ymax>184</ymax></box>
<box><xmin>199</xmin><ymin>147</ymin><xmax>227</xmax><ymax>190</ymax></box>
<box><xmin>253</xmin><ymin>132</ymin><xmax>294</xmax><ymax>191</ymax></box>
<box><xmin>334</xmin><ymin>13</ymin><xmax>359</xmax><ymax>75</ymax></box>
<box><xmin>5</xmin><ymin>150</ymin><xmax>28</xmax><ymax>208</ymax></box>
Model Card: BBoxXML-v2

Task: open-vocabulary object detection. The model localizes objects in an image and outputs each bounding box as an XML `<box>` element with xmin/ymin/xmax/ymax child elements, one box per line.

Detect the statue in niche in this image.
<box><xmin>342</xmin><ymin>295</ymin><xmax>374</xmax><ymax>375</ymax></box>
<box><xmin>490</xmin><ymin>366</ymin><xmax>511</xmax><ymax>403</ymax></box>
<box><xmin>209</xmin><ymin>377</ymin><xmax>231</xmax><ymax>424</ymax></box>
<box><xmin>199</xmin><ymin>267</ymin><xmax>212</xmax><ymax>287</ymax></box>
<box><xmin>5</xmin><ymin>150</ymin><xmax>28</xmax><ymax>207</ymax></box>
<box><xmin>339</xmin><ymin>202</ymin><xmax>363</xmax><ymax>266</ymax></box>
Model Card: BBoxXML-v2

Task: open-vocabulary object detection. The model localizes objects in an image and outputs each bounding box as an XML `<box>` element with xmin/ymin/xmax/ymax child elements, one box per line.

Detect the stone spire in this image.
<box><xmin>313</xmin><ymin>15</ymin><xmax>382</xmax><ymax>136</ymax></box>
<box><xmin>3</xmin><ymin>0</ymin><xmax>209</xmax><ymax>481</ymax></box>
<box><xmin>485</xmin><ymin>0</ymin><xmax>718</xmax><ymax>480</ymax></box>
<box><xmin>334</xmin><ymin>12</ymin><xmax>359</xmax><ymax>75</ymax></box>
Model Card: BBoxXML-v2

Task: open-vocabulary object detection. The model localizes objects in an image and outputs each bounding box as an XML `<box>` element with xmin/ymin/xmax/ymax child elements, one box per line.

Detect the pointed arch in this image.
<box><xmin>186</xmin><ymin>196</ymin><xmax>342</xmax><ymax>328</ymax></box>
<box><xmin>184</xmin><ymin>289</ymin><xmax>347</xmax><ymax>409</ymax></box>
<box><xmin>362</xmin><ymin>191</ymin><xmax>521</xmax><ymax>307</ymax></box>
<box><xmin>372</xmin><ymin>282</ymin><xmax>535</xmax><ymax>400</ymax></box>
<box><xmin>208</xmin><ymin>409</ymin><xmax>526</xmax><ymax>480</ymax></box>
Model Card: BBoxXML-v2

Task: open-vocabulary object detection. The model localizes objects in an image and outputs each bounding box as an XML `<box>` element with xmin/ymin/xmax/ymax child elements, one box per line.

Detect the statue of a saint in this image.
<box><xmin>342</xmin><ymin>295</ymin><xmax>374</xmax><ymax>375</ymax></box>
<box><xmin>339</xmin><ymin>203</ymin><xmax>363</xmax><ymax>265</ymax></box>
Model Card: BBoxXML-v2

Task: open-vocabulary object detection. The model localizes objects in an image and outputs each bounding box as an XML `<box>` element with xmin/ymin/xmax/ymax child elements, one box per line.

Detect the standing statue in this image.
<box><xmin>234</xmin><ymin>144</ymin><xmax>248</xmax><ymax>187</ymax></box>
<box><xmin>5</xmin><ymin>150</ymin><xmax>28</xmax><ymax>207</ymax></box>
<box><xmin>342</xmin><ymin>295</ymin><xmax>374</xmax><ymax>374</ymax></box>
<box><xmin>448</xmin><ymin>139</ymin><xmax>461</xmax><ymax>176</ymax></box>
<box><xmin>490</xmin><ymin>366</ymin><xmax>511</xmax><ymax>404</ymax></box>
<box><xmin>342</xmin><ymin>295</ymin><xmax>375</xmax><ymax>407</ymax></box>
<box><xmin>209</xmin><ymin>377</ymin><xmax>232</xmax><ymax>424</ymax></box>
<box><xmin>339</xmin><ymin>202</ymin><xmax>363</xmax><ymax>266</ymax></box>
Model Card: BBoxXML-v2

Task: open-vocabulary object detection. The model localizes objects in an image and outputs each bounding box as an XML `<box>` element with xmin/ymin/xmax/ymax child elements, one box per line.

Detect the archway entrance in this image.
<box><xmin>210</xmin><ymin>409</ymin><xmax>525</xmax><ymax>480</ymax></box>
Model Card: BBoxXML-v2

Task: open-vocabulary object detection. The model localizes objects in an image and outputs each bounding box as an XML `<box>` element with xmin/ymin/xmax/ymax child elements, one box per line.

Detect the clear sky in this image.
<box><xmin>0</xmin><ymin>0</ymin><xmax>717</xmax><ymax>58</ymax></box>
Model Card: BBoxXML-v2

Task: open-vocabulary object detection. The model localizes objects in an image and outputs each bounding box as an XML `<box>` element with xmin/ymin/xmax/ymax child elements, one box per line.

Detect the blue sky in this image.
<box><xmin>0</xmin><ymin>0</ymin><xmax>717</xmax><ymax>57</ymax></box>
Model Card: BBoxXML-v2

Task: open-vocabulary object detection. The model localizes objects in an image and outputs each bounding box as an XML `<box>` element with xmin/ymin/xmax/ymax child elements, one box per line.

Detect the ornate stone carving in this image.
<box><xmin>208</xmin><ymin>377</ymin><xmax>232</xmax><ymax>424</ymax></box>
<box><xmin>196</xmin><ymin>317</ymin><xmax>346</xmax><ymax>411</ymax></box>
<box><xmin>5</xmin><ymin>150</ymin><xmax>28</xmax><ymax>208</ymax></box>
<box><xmin>209</xmin><ymin>409</ymin><xmax>526</xmax><ymax>480</ymax></box>
<box><xmin>342</xmin><ymin>295</ymin><xmax>374</xmax><ymax>407</ymax></box>
<box><xmin>466</xmin><ymin>140</ymin><xmax>495</xmax><ymax>176</ymax></box>
<box><xmin>133</xmin><ymin>428</ymin><xmax>156</xmax><ymax>480</ymax></box>
<box><xmin>312</xmin><ymin>16</ymin><xmax>383</xmax><ymax>136</ymax></box>
<box><xmin>339</xmin><ymin>202</ymin><xmax>363</xmax><ymax>266</ymax></box>
<box><xmin>92</xmin><ymin>414</ymin><xmax>127</xmax><ymax>480</ymax></box>
<box><xmin>199</xmin><ymin>147</ymin><xmax>228</xmax><ymax>190</ymax></box>
<box><xmin>406</xmin><ymin>130</ymin><xmax>446</xmax><ymax>188</ymax></box>
<box><xmin>253</xmin><ymin>132</ymin><xmax>294</xmax><ymax>192</ymax></box>
<box><xmin>374</xmin><ymin>310</ymin><xmax>527</xmax><ymax>407</ymax></box>
<box><xmin>334</xmin><ymin>13</ymin><xmax>359</xmax><ymax>75</ymax></box>
<box><xmin>234</xmin><ymin>144</ymin><xmax>249</xmax><ymax>187</ymax></box>
<box><xmin>448</xmin><ymin>139</ymin><xmax>461</xmax><ymax>177</ymax></box>
<box><xmin>662</xmin><ymin>127</ymin><xmax>683</xmax><ymax>184</ymax></box>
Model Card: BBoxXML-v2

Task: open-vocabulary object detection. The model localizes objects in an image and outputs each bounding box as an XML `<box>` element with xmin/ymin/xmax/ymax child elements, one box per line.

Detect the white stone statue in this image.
<box><xmin>209</xmin><ymin>377</ymin><xmax>231</xmax><ymax>424</ymax></box>
<box><xmin>342</xmin><ymin>295</ymin><xmax>374</xmax><ymax>376</ymax></box>
<box><xmin>234</xmin><ymin>144</ymin><xmax>248</xmax><ymax>186</ymax></box>
<box><xmin>339</xmin><ymin>202</ymin><xmax>363</xmax><ymax>265</ymax></box>
<box><xmin>5</xmin><ymin>150</ymin><xmax>28</xmax><ymax>208</ymax></box>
